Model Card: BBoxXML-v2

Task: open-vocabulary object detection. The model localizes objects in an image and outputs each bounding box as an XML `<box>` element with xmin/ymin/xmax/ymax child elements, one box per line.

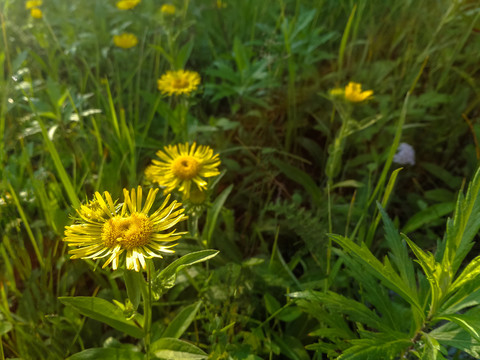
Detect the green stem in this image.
<box><xmin>142</xmin><ymin>265</ymin><xmax>153</xmax><ymax>359</ymax></box>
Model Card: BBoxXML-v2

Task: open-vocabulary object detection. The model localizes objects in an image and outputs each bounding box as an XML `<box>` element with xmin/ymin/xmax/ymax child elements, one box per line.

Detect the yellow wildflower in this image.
<box><xmin>113</xmin><ymin>33</ymin><xmax>138</xmax><ymax>49</ymax></box>
<box><xmin>157</xmin><ymin>70</ymin><xmax>201</xmax><ymax>96</ymax></box>
<box><xmin>161</xmin><ymin>4</ymin><xmax>176</xmax><ymax>15</ymax></box>
<box><xmin>64</xmin><ymin>186</ymin><xmax>187</xmax><ymax>272</ymax></box>
<box><xmin>146</xmin><ymin>142</ymin><xmax>221</xmax><ymax>199</ymax></box>
<box><xmin>30</xmin><ymin>8</ymin><xmax>42</xmax><ymax>19</ymax></box>
<box><xmin>116</xmin><ymin>0</ymin><xmax>140</xmax><ymax>10</ymax></box>
<box><xmin>26</xmin><ymin>0</ymin><xmax>42</xmax><ymax>9</ymax></box>
<box><xmin>216</xmin><ymin>0</ymin><xmax>227</xmax><ymax>8</ymax></box>
<box><xmin>330</xmin><ymin>82</ymin><xmax>373</xmax><ymax>102</ymax></box>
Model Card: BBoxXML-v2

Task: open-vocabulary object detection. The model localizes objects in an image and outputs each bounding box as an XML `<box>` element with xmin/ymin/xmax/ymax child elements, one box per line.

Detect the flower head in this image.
<box><xmin>157</xmin><ymin>70</ymin><xmax>201</xmax><ymax>96</ymax></box>
<box><xmin>116</xmin><ymin>0</ymin><xmax>140</xmax><ymax>10</ymax></box>
<box><xmin>26</xmin><ymin>0</ymin><xmax>42</xmax><ymax>9</ymax></box>
<box><xmin>113</xmin><ymin>33</ymin><xmax>138</xmax><ymax>49</ymax></box>
<box><xmin>330</xmin><ymin>82</ymin><xmax>373</xmax><ymax>103</ymax></box>
<box><xmin>160</xmin><ymin>4</ymin><xmax>176</xmax><ymax>14</ymax></box>
<box><xmin>30</xmin><ymin>8</ymin><xmax>42</xmax><ymax>18</ymax></box>
<box><xmin>64</xmin><ymin>186</ymin><xmax>187</xmax><ymax>271</ymax></box>
<box><xmin>147</xmin><ymin>142</ymin><xmax>221</xmax><ymax>199</ymax></box>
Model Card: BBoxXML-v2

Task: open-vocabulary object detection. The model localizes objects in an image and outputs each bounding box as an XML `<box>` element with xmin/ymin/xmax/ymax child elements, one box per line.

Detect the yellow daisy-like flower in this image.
<box><xmin>157</xmin><ymin>70</ymin><xmax>201</xmax><ymax>96</ymax></box>
<box><xmin>64</xmin><ymin>186</ymin><xmax>187</xmax><ymax>272</ymax></box>
<box><xmin>160</xmin><ymin>4</ymin><xmax>176</xmax><ymax>14</ymax></box>
<box><xmin>30</xmin><ymin>8</ymin><xmax>42</xmax><ymax>18</ymax></box>
<box><xmin>216</xmin><ymin>0</ymin><xmax>227</xmax><ymax>8</ymax></box>
<box><xmin>113</xmin><ymin>33</ymin><xmax>138</xmax><ymax>49</ymax></box>
<box><xmin>147</xmin><ymin>142</ymin><xmax>221</xmax><ymax>199</ymax></box>
<box><xmin>26</xmin><ymin>0</ymin><xmax>42</xmax><ymax>9</ymax></box>
<box><xmin>116</xmin><ymin>0</ymin><xmax>140</xmax><ymax>10</ymax></box>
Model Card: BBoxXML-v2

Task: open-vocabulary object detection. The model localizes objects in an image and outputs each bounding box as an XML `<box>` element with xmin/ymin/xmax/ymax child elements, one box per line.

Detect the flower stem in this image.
<box><xmin>142</xmin><ymin>264</ymin><xmax>153</xmax><ymax>359</ymax></box>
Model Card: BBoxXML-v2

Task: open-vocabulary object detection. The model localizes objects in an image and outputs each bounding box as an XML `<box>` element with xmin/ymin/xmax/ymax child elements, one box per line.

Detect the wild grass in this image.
<box><xmin>1</xmin><ymin>0</ymin><xmax>480</xmax><ymax>359</ymax></box>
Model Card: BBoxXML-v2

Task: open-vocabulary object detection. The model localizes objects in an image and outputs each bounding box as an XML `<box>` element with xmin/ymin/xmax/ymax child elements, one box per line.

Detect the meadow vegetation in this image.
<box><xmin>1</xmin><ymin>0</ymin><xmax>480</xmax><ymax>359</ymax></box>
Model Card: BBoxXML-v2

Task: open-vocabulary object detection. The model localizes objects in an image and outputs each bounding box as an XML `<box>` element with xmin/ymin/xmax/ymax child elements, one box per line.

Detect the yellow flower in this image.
<box><xmin>216</xmin><ymin>0</ymin><xmax>227</xmax><ymax>8</ymax></box>
<box><xmin>330</xmin><ymin>82</ymin><xmax>373</xmax><ymax>102</ymax></box>
<box><xmin>116</xmin><ymin>0</ymin><xmax>140</xmax><ymax>10</ymax></box>
<box><xmin>30</xmin><ymin>8</ymin><xmax>42</xmax><ymax>19</ymax></box>
<box><xmin>157</xmin><ymin>70</ymin><xmax>201</xmax><ymax>96</ymax></box>
<box><xmin>161</xmin><ymin>4</ymin><xmax>176</xmax><ymax>14</ymax></box>
<box><xmin>147</xmin><ymin>142</ymin><xmax>221</xmax><ymax>199</ymax></box>
<box><xmin>26</xmin><ymin>0</ymin><xmax>42</xmax><ymax>9</ymax></box>
<box><xmin>113</xmin><ymin>33</ymin><xmax>138</xmax><ymax>49</ymax></box>
<box><xmin>64</xmin><ymin>186</ymin><xmax>187</xmax><ymax>272</ymax></box>
<box><xmin>344</xmin><ymin>82</ymin><xmax>373</xmax><ymax>102</ymax></box>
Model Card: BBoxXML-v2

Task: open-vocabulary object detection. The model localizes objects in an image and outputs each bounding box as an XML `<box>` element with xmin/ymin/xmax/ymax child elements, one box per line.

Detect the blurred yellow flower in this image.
<box><xmin>30</xmin><ymin>8</ymin><xmax>42</xmax><ymax>19</ymax></box>
<box><xmin>147</xmin><ymin>142</ymin><xmax>221</xmax><ymax>199</ymax></box>
<box><xmin>330</xmin><ymin>82</ymin><xmax>373</xmax><ymax>102</ymax></box>
<box><xmin>113</xmin><ymin>33</ymin><xmax>138</xmax><ymax>49</ymax></box>
<box><xmin>216</xmin><ymin>0</ymin><xmax>227</xmax><ymax>8</ymax></box>
<box><xmin>26</xmin><ymin>0</ymin><xmax>42</xmax><ymax>9</ymax></box>
<box><xmin>116</xmin><ymin>0</ymin><xmax>140</xmax><ymax>10</ymax></box>
<box><xmin>161</xmin><ymin>4</ymin><xmax>176</xmax><ymax>14</ymax></box>
<box><xmin>344</xmin><ymin>82</ymin><xmax>373</xmax><ymax>102</ymax></box>
<box><xmin>157</xmin><ymin>70</ymin><xmax>201</xmax><ymax>96</ymax></box>
<box><xmin>64</xmin><ymin>186</ymin><xmax>187</xmax><ymax>271</ymax></box>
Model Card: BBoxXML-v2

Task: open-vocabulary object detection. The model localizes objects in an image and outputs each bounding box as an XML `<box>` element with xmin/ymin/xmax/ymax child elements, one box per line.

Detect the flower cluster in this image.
<box><xmin>26</xmin><ymin>0</ymin><xmax>42</xmax><ymax>19</ymax></box>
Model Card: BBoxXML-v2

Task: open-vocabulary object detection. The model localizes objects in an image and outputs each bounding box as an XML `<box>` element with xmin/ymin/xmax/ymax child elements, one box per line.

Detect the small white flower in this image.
<box><xmin>393</xmin><ymin>143</ymin><xmax>415</xmax><ymax>166</ymax></box>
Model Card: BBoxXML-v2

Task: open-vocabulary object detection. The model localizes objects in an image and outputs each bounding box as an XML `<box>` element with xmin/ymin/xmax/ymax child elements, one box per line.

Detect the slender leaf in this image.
<box><xmin>152</xmin><ymin>250</ymin><xmax>219</xmax><ymax>299</ymax></box>
<box><xmin>150</xmin><ymin>338</ymin><xmax>207</xmax><ymax>359</ymax></box>
<box><xmin>161</xmin><ymin>301</ymin><xmax>202</xmax><ymax>339</ymax></box>
<box><xmin>67</xmin><ymin>348</ymin><xmax>144</xmax><ymax>360</ymax></box>
<box><xmin>59</xmin><ymin>296</ymin><xmax>143</xmax><ymax>338</ymax></box>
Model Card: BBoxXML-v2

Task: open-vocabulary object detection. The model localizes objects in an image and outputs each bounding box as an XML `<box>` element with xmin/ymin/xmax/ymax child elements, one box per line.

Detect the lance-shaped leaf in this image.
<box><xmin>151</xmin><ymin>338</ymin><xmax>207</xmax><ymax>359</ymax></box>
<box><xmin>152</xmin><ymin>250</ymin><xmax>219</xmax><ymax>299</ymax></box>
<box><xmin>67</xmin><ymin>347</ymin><xmax>144</xmax><ymax>360</ymax></box>
<box><xmin>59</xmin><ymin>296</ymin><xmax>143</xmax><ymax>338</ymax></box>
<box><xmin>443</xmin><ymin>167</ymin><xmax>480</xmax><ymax>274</ymax></box>
<box><xmin>329</xmin><ymin>234</ymin><xmax>422</xmax><ymax>315</ymax></box>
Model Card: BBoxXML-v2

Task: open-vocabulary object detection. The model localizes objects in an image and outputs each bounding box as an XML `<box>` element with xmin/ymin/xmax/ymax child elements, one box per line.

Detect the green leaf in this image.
<box><xmin>203</xmin><ymin>185</ymin><xmax>233</xmax><ymax>247</ymax></box>
<box><xmin>150</xmin><ymin>338</ymin><xmax>207</xmax><ymax>359</ymax></box>
<box><xmin>0</xmin><ymin>321</ymin><xmax>12</xmax><ymax>335</ymax></box>
<box><xmin>270</xmin><ymin>158</ymin><xmax>322</xmax><ymax>206</ymax></box>
<box><xmin>272</xmin><ymin>333</ymin><xmax>310</xmax><ymax>360</ymax></box>
<box><xmin>289</xmin><ymin>290</ymin><xmax>385</xmax><ymax>331</ymax></box>
<box><xmin>401</xmin><ymin>202</ymin><xmax>455</xmax><ymax>234</ymax></box>
<box><xmin>152</xmin><ymin>250</ymin><xmax>219</xmax><ymax>299</ymax></box>
<box><xmin>329</xmin><ymin>234</ymin><xmax>422</xmax><ymax>314</ymax></box>
<box><xmin>430</xmin><ymin>320</ymin><xmax>480</xmax><ymax>358</ymax></box>
<box><xmin>66</xmin><ymin>347</ymin><xmax>144</xmax><ymax>360</ymax></box>
<box><xmin>124</xmin><ymin>270</ymin><xmax>144</xmax><ymax>310</ymax></box>
<box><xmin>337</xmin><ymin>333</ymin><xmax>411</xmax><ymax>360</ymax></box>
<box><xmin>161</xmin><ymin>301</ymin><xmax>202</xmax><ymax>339</ymax></box>
<box><xmin>434</xmin><ymin>314</ymin><xmax>480</xmax><ymax>342</ymax></box>
<box><xmin>421</xmin><ymin>332</ymin><xmax>444</xmax><ymax>360</ymax></box>
<box><xmin>422</xmin><ymin>162</ymin><xmax>462</xmax><ymax>190</ymax></box>
<box><xmin>443</xmin><ymin>166</ymin><xmax>480</xmax><ymax>274</ymax></box>
<box><xmin>378</xmin><ymin>204</ymin><xmax>416</xmax><ymax>292</ymax></box>
<box><xmin>58</xmin><ymin>296</ymin><xmax>144</xmax><ymax>338</ymax></box>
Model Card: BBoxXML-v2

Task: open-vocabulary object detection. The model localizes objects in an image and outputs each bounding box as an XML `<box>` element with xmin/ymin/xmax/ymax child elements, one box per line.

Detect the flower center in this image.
<box><xmin>171</xmin><ymin>156</ymin><xmax>200</xmax><ymax>180</ymax></box>
<box><xmin>172</xmin><ymin>77</ymin><xmax>190</xmax><ymax>89</ymax></box>
<box><xmin>102</xmin><ymin>213</ymin><xmax>153</xmax><ymax>249</ymax></box>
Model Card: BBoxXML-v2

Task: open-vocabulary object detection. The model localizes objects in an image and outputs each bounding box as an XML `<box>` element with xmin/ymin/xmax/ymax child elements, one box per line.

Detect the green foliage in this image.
<box><xmin>2</xmin><ymin>0</ymin><xmax>480</xmax><ymax>359</ymax></box>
